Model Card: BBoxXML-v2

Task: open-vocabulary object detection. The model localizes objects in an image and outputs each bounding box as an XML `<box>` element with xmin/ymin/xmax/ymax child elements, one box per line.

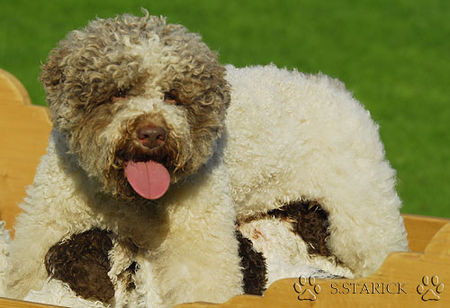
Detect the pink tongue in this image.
<box><xmin>124</xmin><ymin>161</ymin><xmax>170</xmax><ymax>199</ymax></box>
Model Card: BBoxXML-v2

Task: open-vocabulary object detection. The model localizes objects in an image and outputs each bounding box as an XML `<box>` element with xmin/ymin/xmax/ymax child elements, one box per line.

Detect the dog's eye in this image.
<box><xmin>164</xmin><ymin>90</ymin><xmax>179</xmax><ymax>105</ymax></box>
<box><xmin>117</xmin><ymin>89</ymin><xmax>128</xmax><ymax>97</ymax></box>
<box><xmin>112</xmin><ymin>89</ymin><xmax>129</xmax><ymax>102</ymax></box>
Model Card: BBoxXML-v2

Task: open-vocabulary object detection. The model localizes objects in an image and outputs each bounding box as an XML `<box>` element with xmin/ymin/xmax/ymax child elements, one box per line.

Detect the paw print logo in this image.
<box><xmin>417</xmin><ymin>275</ymin><xmax>445</xmax><ymax>301</ymax></box>
<box><xmin>293</xmin><ymin>276</ymin><xmax>321</xmax><ymax>301</ymax></box>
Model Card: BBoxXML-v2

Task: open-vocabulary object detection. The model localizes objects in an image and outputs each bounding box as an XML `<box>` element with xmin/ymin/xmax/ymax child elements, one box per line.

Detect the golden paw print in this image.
<box><xmin>293</xmin><ymin>276</ymin><xmax>322</xmax><ymax>301</ymax></box>
<box><xmin>417</xmin><ymin>275</ymin><xmax>445</xmax><ymax>301</ymax></box>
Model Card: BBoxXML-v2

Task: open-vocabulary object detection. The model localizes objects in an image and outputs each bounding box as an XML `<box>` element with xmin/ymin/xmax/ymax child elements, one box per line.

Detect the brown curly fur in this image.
<box><xmin>268</xmin><ymin>201</ymin><xmax>332</xmax><ymax>257</ymax></box>
<box><xmin>45</xmin><ymin>229</ymin><xmax>115</xmax><ymax>303</ymax></box>
<box><xmin>236</xmin><ymin>231</ymin><xmax>267</xmax><ymax>295</ymax></box>
<box><xmin>238</xmin><ymin>200</ymin><xmax>332</xmax><ymax>257</ymax></box>
<box><xmin>40</xmin><ymin>12</ymin><xmax>230</xmax><ymax>199</ymax></box>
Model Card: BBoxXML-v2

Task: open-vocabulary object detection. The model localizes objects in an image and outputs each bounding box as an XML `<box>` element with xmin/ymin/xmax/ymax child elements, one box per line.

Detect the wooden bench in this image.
<box><xmin>0</xmin><ymin>68</ymin><xmax>448</xmax><ymax>307</ymax></box>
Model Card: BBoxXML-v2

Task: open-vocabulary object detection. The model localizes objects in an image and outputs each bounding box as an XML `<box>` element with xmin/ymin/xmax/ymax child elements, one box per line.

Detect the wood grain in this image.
<box><xmin>403</xmin><ymin>214</ymin><xmax>449</xmax><ymax>252</ymax></box>
<box><xmin>0</xmin><ymin>297</ymin><xmax>60</xmax><ymax>308</ymax></box>
<box><xmin>0</xmin><ymin>69</ymin><xmax>51</xmax><ymax>235</ymax></box>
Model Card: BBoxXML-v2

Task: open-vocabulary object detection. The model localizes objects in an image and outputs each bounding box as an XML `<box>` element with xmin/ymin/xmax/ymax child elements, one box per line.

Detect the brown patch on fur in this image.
<box><xmin>237</xmin><ymin>200</ymin><xmax>332</xmax><ymax>257</ymax></box>
<box><xmin>236</xmin><ymin>230</ymin><xmax>267</xmax><ymax>295</ymax></box>
<box><xmin>236</xmin><ymin>212</ymin><xmax>270</xmax><ymax>226</ymax></box>
<box><xmin>268</xmin><ymin>201</ymin><xmax>332</xmax><ymax>257</ymax></box>
<box><xmin>45</xmin><ymin>229</ymin><xmax>114</xmax><ymax>303</ymax></box>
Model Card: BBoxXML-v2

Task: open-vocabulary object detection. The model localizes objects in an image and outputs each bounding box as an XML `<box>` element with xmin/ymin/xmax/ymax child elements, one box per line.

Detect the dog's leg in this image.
<box><xmin>7</xmin><ymin>132</ymin><xmax>131</xmax><ymax>303</ymax></box>
<box><xmin>237</xmin><ymin>202</ymin><xmax>354</xmax><ymax>289</ymax></box>
<box><xmin>44</xmin><ymin>229</ymin><xmax>140</xmax><ymax>306</ymax></box>
<box><xmin>44</xmin><ymin>228</ymin><xmax>115</xmax><ymax>304</ymax></box>
<box><xmin>140</xmin><ymin>162</ymin><xmax>243</xmax><ymax>307</ymax></box>
<box><xmin>24</xmin><ymin>278</ymin><xmax>108</xmax><ymax>308</ymax></box>
<box><xmin>108</xmin><ymin>237</ymin><xmax>140</xmax><ymax>306</ymax></box>
<box><xmin>6</xmin><ymin>133</ymin><xmax>99</xmax><ymax>299</ymax></box>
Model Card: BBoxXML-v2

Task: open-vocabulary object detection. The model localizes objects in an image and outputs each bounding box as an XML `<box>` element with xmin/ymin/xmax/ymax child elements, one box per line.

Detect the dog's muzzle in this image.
<box><xmin>136</xmin><ymin>124</ymin><xmax>167</xmax><ymax>150</ymax></box>
<box><xmin>111</xmin><ymin>115</ymin><xmax>172</xmax><ymax>200</ymax></box>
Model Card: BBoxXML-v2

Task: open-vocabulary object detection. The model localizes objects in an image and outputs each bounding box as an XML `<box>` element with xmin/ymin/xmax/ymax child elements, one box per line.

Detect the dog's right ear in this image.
<box><xmin>40</xmin><ymin>46</ymin><xmax>68</xmax><ymax>105</ymax></box>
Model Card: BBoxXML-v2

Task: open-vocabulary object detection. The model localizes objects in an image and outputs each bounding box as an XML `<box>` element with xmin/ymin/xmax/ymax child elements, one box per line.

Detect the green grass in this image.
<box><xmin>1</xmin><ymin>0</ymin><xmax>448</xmax><ymax>217</ymax></box>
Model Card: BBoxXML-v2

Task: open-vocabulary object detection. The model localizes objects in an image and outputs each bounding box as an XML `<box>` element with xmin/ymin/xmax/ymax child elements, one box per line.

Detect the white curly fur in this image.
<box><xmin>25</xmin><ymin>279</ymin><xmax>106</xmax><ymax>307</ymax></box>
<box><xmin>0</xmin><ymin>222</ymin><xmax>10</xmax><ymax>296</ymax></box>
<box><xmin>7</xmin><ymin>130</ymin><xmax>242</xmax><ymax>307</ymax></box>
<box><xmin>224</xmin><ymin>64</ymin><xmax>407</xmax><ymax>278</ymax></box>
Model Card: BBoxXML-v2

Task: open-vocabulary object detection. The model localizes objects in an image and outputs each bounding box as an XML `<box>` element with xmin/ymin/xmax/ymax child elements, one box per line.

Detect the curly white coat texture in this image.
<box><xmin>224</xmin><ymin>65</ymin><xmax>407</xmax><ymax>278</ymax></box>
<box><xmin>0</xmin><ymin>222</ymin><xmax>10</xmax><ymax>296</ymax></box>
<box><xmin>7</xmin><ymin>133</ymin><xmax>242</xmax><ymax>307</ymax></box>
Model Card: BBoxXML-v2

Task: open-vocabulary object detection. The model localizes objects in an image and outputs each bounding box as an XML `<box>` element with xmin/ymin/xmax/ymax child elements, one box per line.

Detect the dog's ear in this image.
<box><xmin>207</xmin><ymin>61</ymin><xmax>231</xmax><ymax>110</ymax></box>
<box><xmin>219</xmin><ymin>82</ymin><xmax>231</xmax><ymax>110</ymax></box>
<box><xmin>40</xmin><ymin>46</ymin><xmax>68</xmax><ymax>105</ymax></box>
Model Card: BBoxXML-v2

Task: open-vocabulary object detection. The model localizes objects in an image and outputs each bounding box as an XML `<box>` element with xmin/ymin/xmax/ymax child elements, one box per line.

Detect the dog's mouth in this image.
<box><xmin>124</xmin><ymin>160</ymin><xmax>171</xmax><ymax>200</ymax></box>
<box><xmin>114</xmin><ymin>142</ymin><xmax>174</xmax><ymax>200</ymax></box>
<box><xmin>111</xmin><ymin>118</ymin><xmax>184</xmax><ymax>200</ymax></box>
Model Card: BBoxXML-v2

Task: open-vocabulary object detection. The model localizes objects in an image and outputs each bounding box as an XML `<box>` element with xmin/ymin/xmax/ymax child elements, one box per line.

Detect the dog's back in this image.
<box><xmin>224</xmin><ymin>64</ymin><xmax>408</xmax><ymax>280</ymax></box>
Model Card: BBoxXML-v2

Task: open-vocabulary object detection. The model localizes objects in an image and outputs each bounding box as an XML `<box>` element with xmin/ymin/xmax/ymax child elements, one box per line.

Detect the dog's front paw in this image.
<box><xmin>45</xmin><ymin>228</ymin><xmax>115</xmax><ymax>304</ymax></box>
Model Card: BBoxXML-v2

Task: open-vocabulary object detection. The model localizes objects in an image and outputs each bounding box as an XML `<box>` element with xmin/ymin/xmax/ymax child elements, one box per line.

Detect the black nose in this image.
<box><xmin>136</xmin><ymin>125</ymin><xmax>167</xmax><ymax>149</ymax></box>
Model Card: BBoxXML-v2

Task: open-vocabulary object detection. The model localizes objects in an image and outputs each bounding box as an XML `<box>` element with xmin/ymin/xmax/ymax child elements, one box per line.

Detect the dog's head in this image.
<box><xmin>40</xmin><ymin>13</ymin><xmax>230</xmax><ymax>200</ymax></box>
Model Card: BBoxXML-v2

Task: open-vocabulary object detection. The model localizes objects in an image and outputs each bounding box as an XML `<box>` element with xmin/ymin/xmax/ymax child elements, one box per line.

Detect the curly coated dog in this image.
<box><xmin>4</xmin><ymin>12</ymin><xmax>407</xmax><ymax>307</ymax></box>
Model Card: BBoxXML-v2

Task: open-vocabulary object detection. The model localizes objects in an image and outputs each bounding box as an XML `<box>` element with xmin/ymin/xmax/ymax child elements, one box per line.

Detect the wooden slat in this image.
<box><xmin>0</xmin><ymin>70</ymin><xmax>32</xmax><ymax>106</ymax></box>
<box><xmin>0</xmin><ymin>297</ymin><xmax>60</xmax><ymax>308</ymax></box>
<box><xmin>403</xmin><ymin>214</ymin><xmax>449</xmax><ymax>252</ymax></box>
<box><xmin>0</xmin><ymin>69</ymin><xmax>52</xmax><ymax>235</ymax></box>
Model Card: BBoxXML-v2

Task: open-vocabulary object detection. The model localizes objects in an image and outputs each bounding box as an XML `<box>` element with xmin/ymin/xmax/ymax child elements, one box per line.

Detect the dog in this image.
<box><xmin>4</xmin><ymin>12</ymin><xmax>408</xmax><ymax>307</ymax></box>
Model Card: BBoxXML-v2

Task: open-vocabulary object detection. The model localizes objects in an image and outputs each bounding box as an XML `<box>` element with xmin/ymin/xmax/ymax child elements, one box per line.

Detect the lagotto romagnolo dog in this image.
<box><xmin>2</xmin><ymin>12</ymin><xmax>407</xmax><ymax>307</ymax></box>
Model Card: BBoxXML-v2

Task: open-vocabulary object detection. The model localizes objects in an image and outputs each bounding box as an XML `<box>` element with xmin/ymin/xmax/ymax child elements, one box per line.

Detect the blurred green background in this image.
<box><xmin>0</xmin><ymin>0</ymin><xmax>448</xmax><ymax>217</ymax></box>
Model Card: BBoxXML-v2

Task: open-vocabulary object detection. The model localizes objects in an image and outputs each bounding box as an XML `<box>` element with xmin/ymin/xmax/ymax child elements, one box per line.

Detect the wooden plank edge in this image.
<box><xmin>0</xmin><ymin>297</ymin><xmax>61</xmax><ymax>308</ymax></box>
<box><xmin>403</xmin><ymin>214</ymin><xmax>449</xmax><ymax>252</ymax></box>
<box><xmin>0</xmin><ymin>68</ymin><xmax>50</xmax><ymax>124</ymax></box>
<box><xmin>0</xmin><ymin>69</ymin><xmax>32</xmax><ymax>106</ymax></box>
